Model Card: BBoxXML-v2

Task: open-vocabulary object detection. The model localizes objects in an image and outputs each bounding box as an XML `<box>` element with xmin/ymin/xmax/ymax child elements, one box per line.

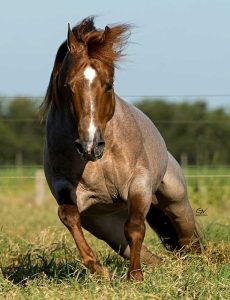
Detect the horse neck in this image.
<box><xmin>104</xmin><ymin>95</ymin><xmax>126</xmax><ymax>141</ymax></box>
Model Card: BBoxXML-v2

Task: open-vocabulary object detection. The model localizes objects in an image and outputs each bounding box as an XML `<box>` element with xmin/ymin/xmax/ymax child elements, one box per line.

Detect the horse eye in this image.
<box><xmin>64</xmin><ymin>83</ymin><xmax>70</xmax><ymax>89</ymax></box>
<box><xmin>105</xmin><ymin>83</ymin><xmax>113</xmax><ymax>92</ymax></box>
<box><xmin>64</xmin><ymin>83</ymin><xmax>73</xmax><ymax>94</ymax></box>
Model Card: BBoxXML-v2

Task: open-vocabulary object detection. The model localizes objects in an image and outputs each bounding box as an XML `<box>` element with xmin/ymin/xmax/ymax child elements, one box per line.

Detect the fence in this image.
<box><xmin>0</xmin><ymin>165</ymin><xmax>229</xmax><ymax>206</ymax></box>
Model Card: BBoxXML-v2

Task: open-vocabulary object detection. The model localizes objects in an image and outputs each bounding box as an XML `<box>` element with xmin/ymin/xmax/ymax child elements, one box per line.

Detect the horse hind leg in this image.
<box><xmin>146</xmin><ymin>203</ymin><xmax>180</xmax><ymax>251</ymax></box>
<box><xmin>147</xmin><ymin>155</ymin><xmax>202</xmax><ymax>252</ymax></box>
<box><xmin>148</xmin><ymin>195</ymin><xmax>201</xmax><ymax>252</ymax></box>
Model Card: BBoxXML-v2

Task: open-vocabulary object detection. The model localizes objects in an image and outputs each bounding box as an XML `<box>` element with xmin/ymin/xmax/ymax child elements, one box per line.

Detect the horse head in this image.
<box><xmin>57</xmin><ymin>18</ymin><xmax>130</xmax><ymax>161</ymax></box>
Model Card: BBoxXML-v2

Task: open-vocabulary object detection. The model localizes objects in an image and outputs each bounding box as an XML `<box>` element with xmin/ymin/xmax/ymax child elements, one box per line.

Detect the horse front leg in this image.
<box><xmin>58</xmin><ymin>204</ymin><xmax>108</xmax><ymax>278</ymax></box>
<box><xmin>124</xmin><ymin>170</ymin><xmax>153</xmax><ymax>281</ymax></box>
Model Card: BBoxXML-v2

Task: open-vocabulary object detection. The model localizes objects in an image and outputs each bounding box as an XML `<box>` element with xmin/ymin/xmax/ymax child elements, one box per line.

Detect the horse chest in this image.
<box><xmin>75</xmin><ymin>160</ymin><xmax>129</xmax><ymax>213</ymax></box>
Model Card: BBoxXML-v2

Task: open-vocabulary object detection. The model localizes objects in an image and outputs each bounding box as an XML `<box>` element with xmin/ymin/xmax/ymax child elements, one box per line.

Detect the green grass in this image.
<box><xmin>0</xmin><ymin>166</ymin><xmax>229</xmax><ymax>299</ymax></box>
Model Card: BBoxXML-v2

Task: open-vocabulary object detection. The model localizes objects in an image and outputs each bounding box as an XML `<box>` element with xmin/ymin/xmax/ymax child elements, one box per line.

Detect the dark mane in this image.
<box><xmin>72</xmin><ymin>16</ymin><xmax>96</xmax><ymax>41</ymax></box>
<box><xmin>73</xmin><ymin>16</ymin><xmax>130</xmax><ymax>66</ymax></box>
<box><xmin>41</xmin><ymin>17</ymin><xmax>131</xmax><ymax>115</ymax></box>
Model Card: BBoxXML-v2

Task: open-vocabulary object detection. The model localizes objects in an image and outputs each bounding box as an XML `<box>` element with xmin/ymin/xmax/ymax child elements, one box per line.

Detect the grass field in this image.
<box><xmin>0</xmin><ymin>166</ymin><xmax>229</xmax><ymax>299</ymax></box>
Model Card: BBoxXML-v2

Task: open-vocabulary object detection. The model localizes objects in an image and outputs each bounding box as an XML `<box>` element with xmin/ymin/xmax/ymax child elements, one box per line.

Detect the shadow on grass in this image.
<box><xmin>1</xmin><ymin>242</ymin><xmax>127</xmax><ymax>285</ymax></box>
<box><xmin>2</xmin><ymin>251</ymin><xmax>83</xmax><ymax>285</ymax></box>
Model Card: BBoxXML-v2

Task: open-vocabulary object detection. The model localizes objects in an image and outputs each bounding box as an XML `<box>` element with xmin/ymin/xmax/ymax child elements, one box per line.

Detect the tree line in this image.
<box><xmin>135</xmin><ymin>99</ymin><xmax>230</xmax><ymax>165</ymax></box>
<box><xmin>0</xmin><ymin>97</ymin><xmax>229</xmax><ymax>165</ymax></box>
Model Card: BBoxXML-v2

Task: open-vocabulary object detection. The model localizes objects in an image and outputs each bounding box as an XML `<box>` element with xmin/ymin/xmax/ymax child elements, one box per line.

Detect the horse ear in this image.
<box><xmin>67</xmin><ymin>23</ymin><xmax>79</xmax><ymax>53</ymax></box>
<box><xmin>102</xmin><ymin>26</ymin><xmax>111</xmax><ymax>41</ymax></box>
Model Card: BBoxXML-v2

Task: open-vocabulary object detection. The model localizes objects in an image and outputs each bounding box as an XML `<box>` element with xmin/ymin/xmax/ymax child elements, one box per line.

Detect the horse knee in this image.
<box><xmin>124</xmin><ymin>218</ymin><xmax>145</xmax><ymax>245</ymax></box>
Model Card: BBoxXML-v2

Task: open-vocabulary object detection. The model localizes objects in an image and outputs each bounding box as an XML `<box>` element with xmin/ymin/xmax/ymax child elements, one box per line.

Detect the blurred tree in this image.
<box><xmin>0</xmin><ymin>97</ymin><xmax>44</xmax><ymax>165</ymax></box>
<box><xmin>135</xmin><ymin>99</ymin><xmax>230</xmax><ymax>165</ymax></box>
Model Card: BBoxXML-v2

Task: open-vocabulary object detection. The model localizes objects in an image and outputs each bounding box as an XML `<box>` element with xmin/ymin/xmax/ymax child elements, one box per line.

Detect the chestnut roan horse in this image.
<box><xmin>42</xmin><ymin>17</ymin><xmax>201</xmax><ymax>281</ymax></box>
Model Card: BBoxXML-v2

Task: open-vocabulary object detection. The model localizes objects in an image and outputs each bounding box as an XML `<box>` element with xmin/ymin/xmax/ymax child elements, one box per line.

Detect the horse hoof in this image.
<box><xmin>100</xmin><ymin>267</ymin><xmax>111</xmax><ymax>280</ymax></box>
<box><xmin>127</xmin><ymin>269</ymin><xmax>143</xmax><ymax>281</ymax></box>
<box><xmin>92</xmin><ymin>264</ymin><xmax>110</xmax><ymax>280</ymax></box>
<box><xmin>141</xmin><ymin>246</ymin><xmax>162</xmax><ymax>266</ymax></box>
<box><xmin>147</xmin><ymin>255</ymin><xmax>162</xmax><ymax>267</ymax></box>
<box><xmin>178</xmin><ymin>239</ymin><xmax>202</xmax><ymax>254</ymax></box>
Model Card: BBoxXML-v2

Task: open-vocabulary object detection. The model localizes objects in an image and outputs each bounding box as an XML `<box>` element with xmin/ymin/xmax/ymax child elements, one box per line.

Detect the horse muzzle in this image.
<box><xmin>74</xmin><ymin>138</ymin><xmax>105</xmax><ymax>161</ymax></box>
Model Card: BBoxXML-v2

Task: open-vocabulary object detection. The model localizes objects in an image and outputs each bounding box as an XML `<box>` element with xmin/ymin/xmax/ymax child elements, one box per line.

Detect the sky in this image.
<box><xmin>0</xmin><ymin>0</ymin><xmax>230</xmax><ymax>108</ymax></box>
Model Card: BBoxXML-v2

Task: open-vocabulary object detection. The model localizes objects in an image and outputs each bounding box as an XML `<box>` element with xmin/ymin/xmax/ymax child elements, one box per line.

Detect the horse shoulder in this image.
<box><xmin>114</xmin><ymin>98</ymin><xmax>168</xmax><ymax>181</ymax></box>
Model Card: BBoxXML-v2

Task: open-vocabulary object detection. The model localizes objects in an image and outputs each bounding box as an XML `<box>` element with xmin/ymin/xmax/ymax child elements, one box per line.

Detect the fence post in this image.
<box><xmin>35</xmin><ymin>169</ymin><xmax>45</xmax><ymax>205</ymax></box>
<box><xmin>180</xmin><ymin>152</ymin><xmax>188</xmax><ymax>168</ymax></box>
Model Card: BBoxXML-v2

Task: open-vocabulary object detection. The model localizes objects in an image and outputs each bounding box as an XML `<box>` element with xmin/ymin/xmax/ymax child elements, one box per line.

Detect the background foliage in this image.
<box><xmin>0</xmin><ymin>97</ymin><xmax>229</xmax><ymax>165</ymax></box>
<box><xmin>136</xmin><ymin>99</ymin><xmax>230</xmax><ymax>165</ymax></box>
<box><xmin>0</xmin><ymin>98</ymin><xmax>43</xmax><ymax>165</ymax></box>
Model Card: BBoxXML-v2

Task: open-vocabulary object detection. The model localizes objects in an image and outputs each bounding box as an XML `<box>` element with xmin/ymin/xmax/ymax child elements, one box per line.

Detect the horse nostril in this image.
<box><xmin>74</xmin><ymin>140</ymin><xmax>85</xmax><ymax>155</ymax></box>
<box><xmin>97</xmin><ymin>141</ymin><xmax>105</xmax><ymax>148</ymax></box>
<box><xmin>74</xmin><ymin>139</ymin><xmax>104</xmax><ymax>159</ymax></box>
<box><xmin>94</xmin><ymin>140</ymin><xmax>105</xmax><ymax>158</ymax></box>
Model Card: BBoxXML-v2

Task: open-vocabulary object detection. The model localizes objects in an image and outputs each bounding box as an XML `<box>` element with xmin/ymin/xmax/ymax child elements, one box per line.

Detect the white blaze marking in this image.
<box><xmin>84</xmin><ymin>66</ymin><xmax>96</xmax><ymax>84</ymax></box>
<box><xmin>83</xmin><ymin>66</ymin><xmax>97</xmax><ymax>149</ymax></box>
<box><xmin>88</xmin><ymin>119</ymin><xmax>96</xmax><ymax>149</ymax></box>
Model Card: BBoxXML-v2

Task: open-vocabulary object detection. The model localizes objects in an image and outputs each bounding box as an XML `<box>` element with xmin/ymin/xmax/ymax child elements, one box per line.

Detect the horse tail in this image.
<box><xmin>146</xmin><ymin>204</ymin><xmax>180</xmax><ymax>251</ymax></box>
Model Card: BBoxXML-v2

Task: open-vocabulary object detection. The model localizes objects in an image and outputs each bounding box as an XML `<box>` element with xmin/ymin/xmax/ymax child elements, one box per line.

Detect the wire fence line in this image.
<box><xmin>1</xmin><ymin>165</ymin><xmax>230</xmax><ymax>168</ymax></box>
<box><xmin>124</xmin><ymin>94</ymin><xmax>230</xmax><ymax>99</ymax></box>
<box><xmin>0</xmin><ymin>174</ymin><xmax>229</xmax><ymax>179</ymax></box>
<box><xmin>185</xmin><ymin>174</ymin><xmax>230</xmax><ymax>178</ymax></box>
<box><xmin>1</xmin><ymin>94</ymin><xmax>230</xmax><ymax>99</ymax></box>
<box><xmin>0</xmin><ymin>118</ymin><xmax>230</xmax><ymax>124</ymax></box>
<box><xmin>0</xmin><ymin>166</ymin><xmax>228</xmax><ymax>206</ymax></box>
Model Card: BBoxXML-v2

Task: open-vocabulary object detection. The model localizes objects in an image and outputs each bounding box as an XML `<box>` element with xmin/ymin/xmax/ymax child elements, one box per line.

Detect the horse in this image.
<box><xmin>42</xmin><ymin>17</ymin><xmax>201</xmax><ymax>281</ymax></box>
